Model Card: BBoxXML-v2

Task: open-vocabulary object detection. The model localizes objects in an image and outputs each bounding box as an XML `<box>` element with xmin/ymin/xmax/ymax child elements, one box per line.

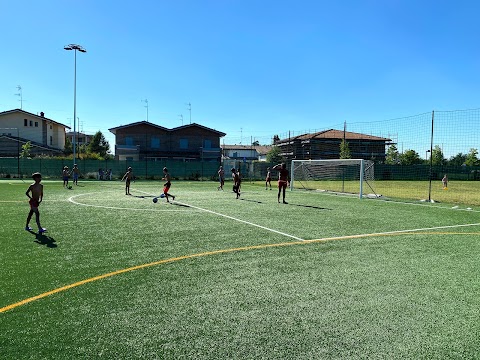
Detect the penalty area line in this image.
<box><xmin>134</xmin><ymin>189</ymin><xmax>304</xmax><ymax>241</ymax></box>
<box><xmin>175</xmin><ymin>200</ymin><xmax>304</xmax><ymax>241</ymax></box>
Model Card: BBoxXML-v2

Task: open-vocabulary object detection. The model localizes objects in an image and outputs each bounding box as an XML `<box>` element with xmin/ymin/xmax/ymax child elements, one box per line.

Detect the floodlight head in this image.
<box><xmin>64</xmin><ymin>44</ymin><xmax>87</xmax><ymax>52</ymax></box>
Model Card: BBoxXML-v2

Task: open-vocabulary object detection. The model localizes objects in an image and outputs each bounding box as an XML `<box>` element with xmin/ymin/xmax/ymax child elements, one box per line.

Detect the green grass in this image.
<box><xmin>282</xmin><ymin>179</ymin><xmax>480</xmax><ymax>206</ymax></box>
<box><xmin>1</xmin><ymin>179</ymin><xmax>480</xmax><ymax>358</ymax></box>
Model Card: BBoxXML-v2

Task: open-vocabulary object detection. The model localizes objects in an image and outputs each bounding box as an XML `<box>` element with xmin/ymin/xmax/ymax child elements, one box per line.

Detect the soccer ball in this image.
<box><xmin>152</xmin><ymin>197</ymin><xmax>158</xmax><ymax>203</ymax></box>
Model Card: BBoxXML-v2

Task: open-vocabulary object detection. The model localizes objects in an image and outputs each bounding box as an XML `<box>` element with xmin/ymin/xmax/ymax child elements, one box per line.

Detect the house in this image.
<box><xmin>275</xmin><ymin>129</ymin><xmax>392</xmax><ymax>161</ymax></box>
<box><xmin>221</xmin><ymin>145</ymin><xmax>272</xmax><ymax>161</ymax></box>
<box><xmin>108</xmin><ymin>121</ymin><xmax>226</xmax><ymax>161</ymax></box>
<box><xmin>0</xmin><ymin>109</ymin><xmax>70</xmax><ymax>156</ymax></box>
<box><xmin>65</xmin><ymin>131</ymin><xmax>93</xmax><ymax>147</ymax></box>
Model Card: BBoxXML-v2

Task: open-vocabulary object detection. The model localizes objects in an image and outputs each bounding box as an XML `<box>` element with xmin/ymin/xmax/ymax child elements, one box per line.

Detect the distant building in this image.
<box><xmin>275</xmin><ymin>129</ymin><xmax>391</xmax><ymax>161</ymax></box>
<box><xmin>0</xmin><ymin>109</ymin><xmax>70</xmax><ymax>156</ymax></box>
<box><xmin>109</xmin><ymin>121</ymin><xmax>226</xmax><ymax>161</ymax></box>
<box><xmin>221</xmin><ymin>144</ymin><xmax>272</xmax><ymax>162</ymax></box>
<box><xmin>65</xmin><ymin>131</ymin><xmax>93</xmax><ymax>147</ymax></box>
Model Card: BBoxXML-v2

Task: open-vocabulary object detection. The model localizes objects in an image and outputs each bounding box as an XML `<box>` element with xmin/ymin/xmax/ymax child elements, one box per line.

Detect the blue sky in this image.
<box><xmin>1</xmin><ymin>0</ymin><xmax>480</xmax><ymax>149</ymax></box>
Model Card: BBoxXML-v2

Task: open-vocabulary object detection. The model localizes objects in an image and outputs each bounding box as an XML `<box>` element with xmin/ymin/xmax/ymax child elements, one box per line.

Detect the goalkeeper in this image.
<box><xmin>273</xmin><ymin>163</ymin><xmax>289</xmax><ymax>204</ymax></box>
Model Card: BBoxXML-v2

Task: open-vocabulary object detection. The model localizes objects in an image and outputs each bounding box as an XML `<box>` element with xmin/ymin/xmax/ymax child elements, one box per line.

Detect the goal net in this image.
<box><xmin>290</xmin><ymin>159</ymin><xmax>377</xmax><ymax>199</ymax></box>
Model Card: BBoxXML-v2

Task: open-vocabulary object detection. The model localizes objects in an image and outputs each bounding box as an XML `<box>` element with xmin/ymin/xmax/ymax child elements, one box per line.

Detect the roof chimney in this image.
<box><xmin>40</xmin><ymin>112</ymin><xmax>44</xmax><ymax>117</ymax></box>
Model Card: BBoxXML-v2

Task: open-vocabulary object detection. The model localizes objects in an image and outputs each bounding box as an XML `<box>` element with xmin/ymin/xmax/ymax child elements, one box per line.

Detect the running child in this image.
<box><xmin>25</xmin><ymin>172</ymin><xmax>47</xmax><ymax>234</ymax></box>
<box><xmin>121</xmin><ymin>167</ymin><xmax>134</xmax><ymax>195</ymax></box>
<box><xmin>273</xmin><ymin>163</ymin><xmax>289</xmax><ymax>204</ymax></box>
<box><xmin>162</xmin><ymin>167</ymin><xmax>176</xmax><ymax>203</ymax></box>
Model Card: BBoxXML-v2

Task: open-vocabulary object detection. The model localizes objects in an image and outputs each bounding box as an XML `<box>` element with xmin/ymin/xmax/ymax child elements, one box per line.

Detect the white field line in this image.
<box><xmin>306</xmin><ymin>222</ymin><xmax>480</xmax><ymax>243</ymax></box>
<box><xmin>312</xmin><ymin>190</ymin><xmax>480</xmax><ymax>213</ymax></box>
<box><xmin>134</xmin><ymin>189</ymin><xmax>304</xmax><ymax>241</ymax></box>
<box><xmin>67</xmin><ymin>193</ymin><xmax>194</xmax><ymax>212</ymax></box>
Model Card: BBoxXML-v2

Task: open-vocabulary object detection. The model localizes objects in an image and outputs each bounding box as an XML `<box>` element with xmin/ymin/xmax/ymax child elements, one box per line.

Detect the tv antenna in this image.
<box><xmin>15</xmin><ymin>85</ymin><xmax>24</xmax><ymax>109</ymax></box>
<box><xmin>142</xmin><ymin>99</ymin><xmax>149</xmax><ymax>122</ymax></box>
<box><xmin>179</xmin><ymin>114</ymin><xmax>184</xmax><ymax>125</ymax></box>
<box><xmin>186</xmin><ymin>102</ymin><xmax>191</xmax><ymax>124</ymax></box>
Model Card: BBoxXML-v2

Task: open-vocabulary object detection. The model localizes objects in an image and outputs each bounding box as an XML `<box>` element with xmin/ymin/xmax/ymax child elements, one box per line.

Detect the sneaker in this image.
<box><xmin>38</xmin><ymin>228</ymin><xmax>47</xmax><ymax>234</ymax></box>
<box><xmin>25</xmin><ymin>226</ymin><xmax>33</xmax><ymax>231</ymax></box>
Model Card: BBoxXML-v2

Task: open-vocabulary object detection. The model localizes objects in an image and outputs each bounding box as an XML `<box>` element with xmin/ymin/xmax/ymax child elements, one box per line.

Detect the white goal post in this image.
<box><xmin>290</xmin><ymin>159</ymin><xmax>378</xmax><ymax>199</ymax></box>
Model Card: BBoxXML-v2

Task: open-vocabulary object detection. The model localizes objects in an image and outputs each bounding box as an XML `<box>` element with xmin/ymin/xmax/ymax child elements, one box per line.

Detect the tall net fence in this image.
<box><xmin>0</xmin><ymin>157</ymin><xmax>221</xmax><ymax>181</ymax></box>
<box><xmin>339</xmin><ymin>109</ymin><xmax>480</xmax><ymax>204</ymax></box>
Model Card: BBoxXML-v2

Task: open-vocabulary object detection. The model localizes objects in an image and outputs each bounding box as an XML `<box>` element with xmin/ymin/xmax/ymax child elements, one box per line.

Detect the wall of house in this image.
<box><xmin>224</xmin><ymin>149</ymin><xmax>258</xmax><ymax>159</ymax></box>
<box><xmin>0</xmin><ymin>112</ymin><xmax>66</xmax><ymax>151</ymax></box>
<box><xmin>114</xmin><ymin>125</ymin><xmax>223</xmax><ymax>160</ymax></box>
<box><xmin>0</xmin><ymin>113</ymin><xmax>44</xmax><ymax>144</ymax></box>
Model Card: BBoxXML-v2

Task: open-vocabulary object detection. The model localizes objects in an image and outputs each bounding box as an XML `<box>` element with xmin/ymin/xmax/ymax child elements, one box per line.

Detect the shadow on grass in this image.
<box><xmin>27</xmin><ymin>231</ymin><xmax>57</xmax><ymax>248</ymax></box>
<box><xmin>286</xmin><ymin>202</ymin><xmax>332</xmax><ymax>210</ymax></box>
<box><xmin>170</xmin><ymin>202</ymin><xmax>191</xmax><ymax>208</ymax></box>
<box><xmin>239</xmin><ymin>198</ymin><xmax>264</xmax><ymax>204</ymax></box>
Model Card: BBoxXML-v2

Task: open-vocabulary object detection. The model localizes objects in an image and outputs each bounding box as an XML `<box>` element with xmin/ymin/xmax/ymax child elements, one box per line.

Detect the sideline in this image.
<box><xmin>2</xmin><ymin>228</ymin><xmax>480</xmax><ymax>313</ymax></box>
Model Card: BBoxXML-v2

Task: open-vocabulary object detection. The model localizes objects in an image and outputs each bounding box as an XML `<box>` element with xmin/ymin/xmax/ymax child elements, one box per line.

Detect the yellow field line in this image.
<box><xmin>1</xmin><ymin>231</ymin><xmax>479</xmax><ymax>313</ymax></box>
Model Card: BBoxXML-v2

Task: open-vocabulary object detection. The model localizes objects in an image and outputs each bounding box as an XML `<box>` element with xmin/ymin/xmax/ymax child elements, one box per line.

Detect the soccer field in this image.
<box><xmin>1</xmin><ymin>179</ymin><xmax>480</xmax><ymax>358</ymax></box>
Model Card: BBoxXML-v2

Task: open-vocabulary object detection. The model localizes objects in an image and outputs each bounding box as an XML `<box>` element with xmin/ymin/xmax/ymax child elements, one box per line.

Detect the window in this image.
<box><xmin>34</xmin><ymin>122</ymin><xmax>38</xmax><ymax>127</ymax></box>
<box><xmin>125</xmin><ymin>137</ymin><xmax>134</xmax><ymax>146</ymax></box>
<box><xmin>50</xmin><ymin>125</ymin><xmax>53</xmax><ymax>130</ymax></box>
<box><xmin>233</xmin><ymin>152</ymin><xmax>238</xmax><ymax>158</ymax></box>
<box><xmin>50</xmin><ymin>136</ymin><xmax>53</xmax><ymax>145</ymax></box>
<box><xmin>179</xmin><ymin>139</ymin><xmax>188</xmax><ymax>149</ymax></box>
<box><xmin>151</xmin><ymin>137</ymin><xmax>160</xmax><ymax>148</ymax></box>
<box><xmin>204</xmin><ymin>139</ymin><xmax>212</xmax><ymax>149</ymax></box>
<box><xmin>24</xmin><ymin>119</ymin><xmax>28</xmax><ymax>126</ymax></box>
<box><xmin>29</xmin><ymin>120</ymin><xmax>33</xmax><ymax>127</ymax></box>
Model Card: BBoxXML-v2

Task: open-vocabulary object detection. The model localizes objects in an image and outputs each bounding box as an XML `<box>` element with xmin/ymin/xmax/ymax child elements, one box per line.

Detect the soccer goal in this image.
<box><xmin>290</xmin><ymin>159</ymin><xmax>378</xmax><ymax>199</ymax></box>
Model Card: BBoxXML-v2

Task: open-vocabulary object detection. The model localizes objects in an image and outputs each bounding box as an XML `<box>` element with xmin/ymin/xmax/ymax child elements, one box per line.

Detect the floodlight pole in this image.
<box><xmin>64</xmin><ymin>44</ymin><xmax>86</xmax><ymax>167</ymax></box>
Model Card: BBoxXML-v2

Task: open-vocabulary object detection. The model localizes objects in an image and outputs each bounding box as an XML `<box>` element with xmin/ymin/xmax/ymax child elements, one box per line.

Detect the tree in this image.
<box><xmin>64</xmin><ymin>137</ymin><xmax>73</xmax><ymax>155</ymax></box>
<box><xmin>252</xmin><ymin>140</ymin><xmax>260</xmax><ymax>146</ymax></box>
<box><xmin>339</xmin><ymin>139</ymin><xmax>351</xmax><ymax>159</ymax></box>
<box><xmin>266</xmin><ymin>146</ymin><xmax>284</xmax><ymax>164</ymax></box>
<box><xmin>448</xmin><ymin>152</ymin><xmax>467</xmax><ymax>166</ymax></box>
<box><xmin>385</xmin><ymin>144</ymin><xmax>400</xmax><ymax>165</ymax></box>
<box><xmin>399</xmin><ymin>149</ymin><xmax>422</xmax><ymax>165</ymax></box>
<box><xmin>20</xmin><ymin>141</ymin><xmax>32</xmax><ymax>158</ymax></box>
<box><xmin>431</xmin><ymin>145</ymin><xmax>446</xmax><ymax>166</ymax></box>
<box><xmin>88</xmin><ymin>131</ymin><xmax>110</xmax><ymax>157</ymax></box>
<box><xmin>272</xmin><ymin>135</ymin><xmax>280</xmax><ymax>144</ymax></box>
<box><xmin>465</xmin><ymin>148</ymin><xmax>479</xmax><ymax>166</ymax></box>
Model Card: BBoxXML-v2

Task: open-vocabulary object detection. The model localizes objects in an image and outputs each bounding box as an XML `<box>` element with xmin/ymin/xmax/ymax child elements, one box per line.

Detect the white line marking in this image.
<box><xmin>134</xmin><ymin>189</ymin><xmax>304</xmax><ymax>241</ymax></box>
<box><xmin>67</xmin><ymin>193</ymin><xmax>196</xmax><ymax>212</ymax></box>
<box><xmin>306</xmin><ymin>222</ymin><xmax>480</xmax><ymax>243</ymax></box>
<box><xmin>177</xmin><ymin>200</ymin><xmax>304</xmax><ymax>241</ymax></box>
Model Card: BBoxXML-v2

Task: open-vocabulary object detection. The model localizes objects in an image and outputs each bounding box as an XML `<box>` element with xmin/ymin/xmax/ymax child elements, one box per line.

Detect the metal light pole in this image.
<box><xmin>64</xmin><ymin>44</ymin><xmax>86</xmax><ymax>166</ymax></box>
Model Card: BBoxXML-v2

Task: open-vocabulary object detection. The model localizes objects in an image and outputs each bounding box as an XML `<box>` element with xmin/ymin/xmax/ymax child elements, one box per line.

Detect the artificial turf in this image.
<box><xmin>1</xmin><ymin>179</ymin><xmax>480</xmax><ymax>358</ymax></box>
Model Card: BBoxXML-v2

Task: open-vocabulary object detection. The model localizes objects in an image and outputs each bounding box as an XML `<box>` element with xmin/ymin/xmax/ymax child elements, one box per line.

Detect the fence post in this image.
<box><xmin>428</xmin><ymin>110</ymin><xmax>434</xmax><ymax>202</ymax></box>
